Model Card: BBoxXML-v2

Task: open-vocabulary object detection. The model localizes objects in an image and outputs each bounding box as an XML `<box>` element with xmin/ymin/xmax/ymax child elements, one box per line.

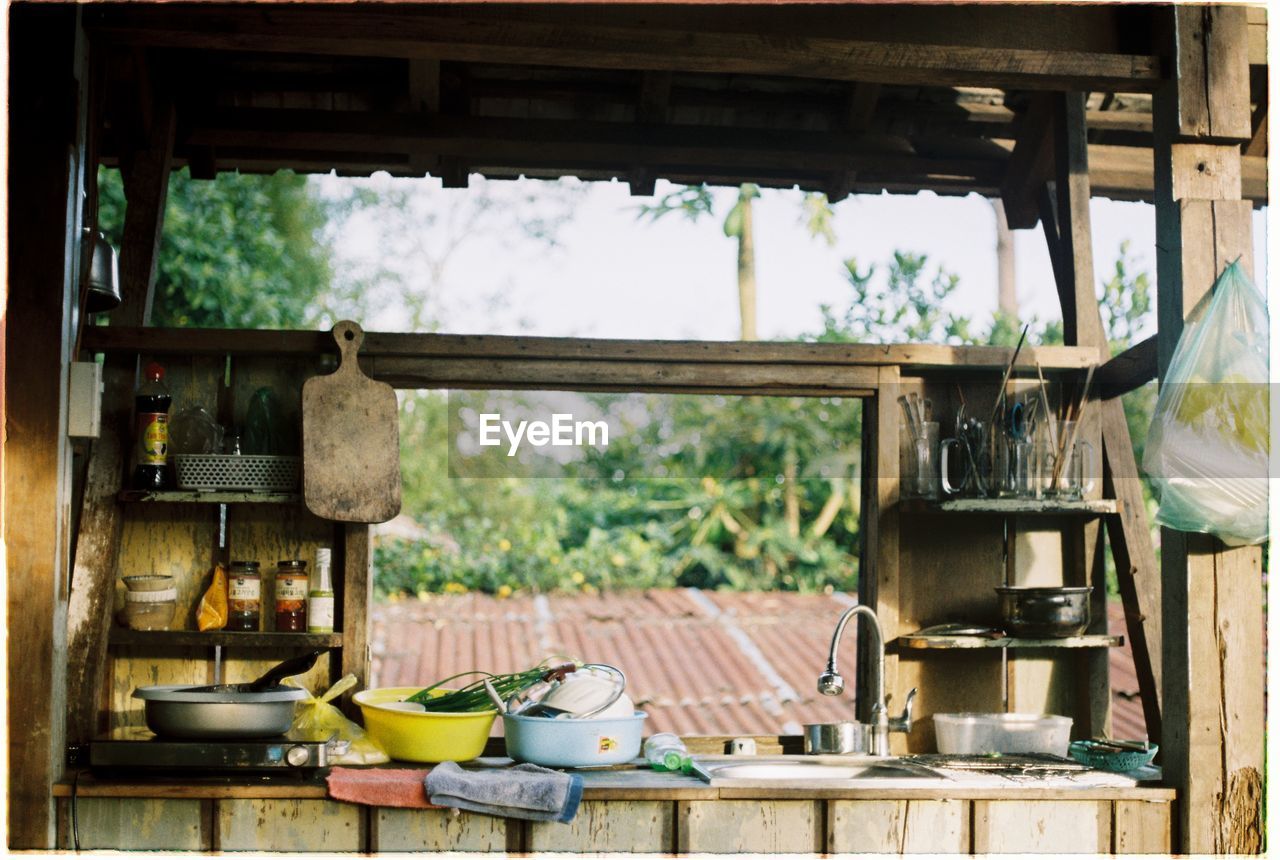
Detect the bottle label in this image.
<box><xmin>229</xmin><ymin>577</ymin><xmax>260</xmax><ymax>601</ymax></box>
<box><xmin>307</xmin><ymin>596</ymin><xmax>335</xmax><ymax>633</ymax></box>
<box><xmin>137</xmin><ymin>413</ymin><xmax>168</xmax><ymax>465</ymax></box>
<box><xmin>276</xmin><ymin>577</ymin><xmax>308</xmax><ymax>601</ymax></box>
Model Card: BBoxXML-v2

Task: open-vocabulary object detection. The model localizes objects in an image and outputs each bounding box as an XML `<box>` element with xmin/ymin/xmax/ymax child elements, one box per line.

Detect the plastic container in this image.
<box><xmin>1068</xmin><ymin>740</ymin><xmax>1158</xmax><ymax>773</ymax></box>
<box><xmin>503</xmin><ymin>711</ymin><xmax>647</xmax><ymax>768</ymax></box>
<box><xmin>353</xmin><ymin>687</ymin><xmax>496</xmax><ymax>763</ymax></box>
<box><xmin>933</xmin><ymin>713</ymin><xmax>1073</xmax><ymax>757</ymax></box>
<box><xmin>121</xmin><ymin>588</ymin><xmax>177</xmax><ymax>631</ymax></box>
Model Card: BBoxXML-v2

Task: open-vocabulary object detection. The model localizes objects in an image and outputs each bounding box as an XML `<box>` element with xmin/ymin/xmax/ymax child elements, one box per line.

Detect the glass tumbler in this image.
<box><xmin>900</xmin><ymin>422</ymin><xmax>940</xmax><ymax>500</ymax></box>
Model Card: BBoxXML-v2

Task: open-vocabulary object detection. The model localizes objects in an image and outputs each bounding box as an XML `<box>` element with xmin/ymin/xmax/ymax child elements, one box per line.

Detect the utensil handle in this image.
<box><xmin>940</xmin><ymin>439</ymin><xmax>960</xmax><ymax>495</ymax></box>
<box><xmin>332</xmin><ymin>320</ymin><xmax>365</xmax><ymax>373</ymax></box>
<box><xmin>1077</xmin><ymin>440</ymin><xmax>1096</xmax><ymax>494</ymax></box>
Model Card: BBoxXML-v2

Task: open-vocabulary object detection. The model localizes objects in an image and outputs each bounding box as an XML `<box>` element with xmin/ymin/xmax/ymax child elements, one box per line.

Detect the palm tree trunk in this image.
<box><xmin>737</xmin><ymin>190</ymin><xmax>758</xmax><ymax>341</ymax></box>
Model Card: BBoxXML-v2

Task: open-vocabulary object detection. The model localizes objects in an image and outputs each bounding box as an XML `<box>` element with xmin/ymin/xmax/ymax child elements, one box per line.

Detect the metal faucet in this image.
<box><xmin>818</xmin><ymin>604</ymin><xmax>917</xmax><ymax>756</ymax></box>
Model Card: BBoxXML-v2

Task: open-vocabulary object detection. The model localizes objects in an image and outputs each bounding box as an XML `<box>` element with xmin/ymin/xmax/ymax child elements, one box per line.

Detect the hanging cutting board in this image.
<box><xmin>302</xmin><ymin>321</ymin><xmax>401</xmax><ymax>523</ymax></box>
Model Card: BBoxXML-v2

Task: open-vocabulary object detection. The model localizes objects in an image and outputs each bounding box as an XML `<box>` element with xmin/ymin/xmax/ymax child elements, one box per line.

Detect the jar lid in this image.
<box><xmin>230</xmin><ymin>560</ymin><xmax>260</xmax><ymax>571</ymax></box>
<box><xmin>277</xmin><ymin>559</ymin><xmax>307</xmax><ymax>570</ymax></box>
<box><xmin>124</xmin><ymin>588</ymin><xmax>178</xmax><ymax>602</ymax></box>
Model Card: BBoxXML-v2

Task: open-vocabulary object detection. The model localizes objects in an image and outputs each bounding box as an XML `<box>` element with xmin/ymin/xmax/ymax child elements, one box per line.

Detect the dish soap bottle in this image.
<box><xmin>307</xmin><ymin>547</ymin><xmax>335</xmax><ymax>633</ymax></box>
<box><xmin>643</xmin><ymin>733</ymin><xmax>691</xmax><ymax>772</ymax></box>
<box><xmin>132</xmin><ymin>362</ymin><xmax>171</xmax><ymax>490</ymax></box>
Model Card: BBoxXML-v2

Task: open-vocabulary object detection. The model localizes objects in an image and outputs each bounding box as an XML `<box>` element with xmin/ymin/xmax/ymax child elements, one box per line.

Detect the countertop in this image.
<box><xmin>54</xmin><ymin>757</ymin><xmax>1174</xmax><ymax>802</ymax></box>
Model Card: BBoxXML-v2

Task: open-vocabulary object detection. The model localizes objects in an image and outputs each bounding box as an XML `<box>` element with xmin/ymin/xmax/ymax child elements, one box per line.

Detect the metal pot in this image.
<box><xmin>133</xmin><ymin>685</ymin><xmax>308</xmax><ymax>738</ymax></box>
<box><xmin>803</xmin><ymin>721</ymin><xmax>870</xmax><ymax>755</ymax></box>
<box><xmin>995</xmin><ymin>586</ymin><xmax>1092</xmax><ymax>638</ymax></box>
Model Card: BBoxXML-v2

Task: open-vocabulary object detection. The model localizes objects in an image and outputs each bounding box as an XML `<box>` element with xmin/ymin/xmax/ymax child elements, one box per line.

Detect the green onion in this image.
<box><xmin>406</xmin><ymin>663</ymin><xmax>576</xmax><ymax>711</ymax></box>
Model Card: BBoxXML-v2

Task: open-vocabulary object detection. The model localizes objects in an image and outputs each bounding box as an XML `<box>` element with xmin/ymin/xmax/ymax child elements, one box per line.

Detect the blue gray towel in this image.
<box><xmin>425</xmin><ymin>761</ymin><xmax>583</xmax><ymax>823</ymax></box>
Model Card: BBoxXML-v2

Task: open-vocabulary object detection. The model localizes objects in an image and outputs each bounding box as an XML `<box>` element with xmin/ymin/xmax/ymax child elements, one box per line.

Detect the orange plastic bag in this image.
<box><xmin>197</xmin><ymin>564</ymin><xmax>228</xmax><ymax>631</ymax></box>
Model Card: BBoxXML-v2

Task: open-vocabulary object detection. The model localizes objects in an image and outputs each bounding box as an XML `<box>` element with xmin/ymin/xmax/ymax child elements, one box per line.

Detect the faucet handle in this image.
<box><xmin>888</xmin><ymin>687</ymin><xmax>918</xmax><ymax>733</ymax></box>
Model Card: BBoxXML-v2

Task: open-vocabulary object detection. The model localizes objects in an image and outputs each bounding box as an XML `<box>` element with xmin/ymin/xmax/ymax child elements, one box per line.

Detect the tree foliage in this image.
<box><xmin>96</xmin><ymin>167</ymin><xmax>331</xmax><ymax>328</ymax></box>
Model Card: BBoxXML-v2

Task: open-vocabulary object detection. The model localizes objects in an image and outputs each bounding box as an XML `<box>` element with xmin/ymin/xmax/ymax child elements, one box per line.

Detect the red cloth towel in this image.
<box><xmin>326</xmin><ymin>767</ymin><xmax>441</xmax><ymax>809</ymax></box>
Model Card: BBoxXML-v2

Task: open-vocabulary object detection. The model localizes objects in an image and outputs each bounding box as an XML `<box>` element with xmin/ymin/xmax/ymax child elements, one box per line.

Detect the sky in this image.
<box><xmin>316</xmin><ymin>175</ymin><xmax>1268</xmax><ymax>344</ymax></box>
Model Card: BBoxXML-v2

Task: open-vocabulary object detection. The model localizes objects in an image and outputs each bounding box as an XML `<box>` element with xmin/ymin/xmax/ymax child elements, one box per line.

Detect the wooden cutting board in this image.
<box><xmin>302</xmin><ymin>321</ymin><xmax>402</xmax><ymax>523</ymax></box>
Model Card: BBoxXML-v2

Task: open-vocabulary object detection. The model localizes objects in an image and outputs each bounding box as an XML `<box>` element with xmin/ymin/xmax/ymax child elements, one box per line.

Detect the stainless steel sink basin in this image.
<box><xmin>690</xmin><ymin>755</ymin><xmax>946</xmax><ymax>787</ymax></box>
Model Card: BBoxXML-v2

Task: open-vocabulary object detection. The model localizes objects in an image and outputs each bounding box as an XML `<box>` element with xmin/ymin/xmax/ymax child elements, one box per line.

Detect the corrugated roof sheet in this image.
<box><xmin>371</xmin><ymin>589</ymin><xmax>1147</xmax><ymax>740</ymax></box>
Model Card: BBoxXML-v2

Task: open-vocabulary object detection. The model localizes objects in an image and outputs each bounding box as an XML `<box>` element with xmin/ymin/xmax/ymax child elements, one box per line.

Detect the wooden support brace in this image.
<box><xmin>1042</xmin><ymin>91</ymin><xmax>1163</xmax><ymax>745</ymax></box>
<box><xmin>1094</xmin><ymin>336</ymin><xmax>1156</xmax><ymax>400</ymax></box>
<box><xmin>65</xmin><ymin>83</ymin><xmax>175</xmax><ymax>748</ymax></box>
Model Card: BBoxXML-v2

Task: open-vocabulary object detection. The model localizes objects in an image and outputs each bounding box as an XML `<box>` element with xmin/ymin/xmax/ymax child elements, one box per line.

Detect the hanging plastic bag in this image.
<box><xmin>290</xmin><ymin>674</ymin><xmax>390</xmax><ymax>765</ymax></box>
<box><xmin>1142</xmin><ymin>260</ymin><xmax>1269</xmax><ymax>545</ymax></box>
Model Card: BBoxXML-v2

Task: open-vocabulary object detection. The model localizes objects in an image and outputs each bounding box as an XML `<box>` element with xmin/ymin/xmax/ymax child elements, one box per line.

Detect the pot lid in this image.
<box><xmin>132</xmin><ymin>684</ymin><xmax>308</xmax><ymax>703</ymax></box>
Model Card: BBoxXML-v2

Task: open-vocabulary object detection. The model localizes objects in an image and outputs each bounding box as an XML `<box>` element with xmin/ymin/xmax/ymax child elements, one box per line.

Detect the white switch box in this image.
<box><xmin>68</xmin><ymin>361</ymin><xmax>103</xmax><ymax>438</ymax></box>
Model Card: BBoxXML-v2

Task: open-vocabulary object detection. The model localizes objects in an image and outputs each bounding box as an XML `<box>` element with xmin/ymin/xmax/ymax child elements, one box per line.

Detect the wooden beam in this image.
<box><xmin>6</xmin><ymin>5</ymin><xmax>85</xmax><ymax>847</ymax></box>
<box><xmin>65</xmin><ymin>70</ymin><xmax>174</xmax><ymax>752</ymax></box>
<box><xmin>80</xmin><ymin>325</ymin><xmax>1099</xmax><ymax>371</ymax></box>
<box><xmin>1000</xmin><ymin>94</ymin><xmax>1055</xmax><ymax>228</ymax></box>
<box><xmin>182</xmin><ymin>108</ymin><xmax>1008</xmax><ymax>183</ymax></box>
<box><xmin>1153</xmin><ymin>6</ymin><xmax>1262</xmax><ymax>853</ymax></box>
<box><xmin>86</xmin><ymin>9</ymin><xmax>1164</xmax><ymax>91</ymax></box>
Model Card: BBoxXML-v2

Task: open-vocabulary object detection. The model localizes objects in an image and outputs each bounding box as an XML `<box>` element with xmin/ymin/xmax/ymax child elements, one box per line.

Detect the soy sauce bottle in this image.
<box><xmin>132</xmin><ymin>362</ymin><xmax>172</xmax><ymax>490</ymax></box>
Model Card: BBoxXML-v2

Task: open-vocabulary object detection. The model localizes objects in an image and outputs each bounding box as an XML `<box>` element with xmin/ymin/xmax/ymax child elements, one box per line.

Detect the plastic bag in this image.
<box><xmin>196</xmin><ymin>564</ymin><xmax>228</xmax><ymax>631</ymax></box>
<box><xmin>1142</xmin><ymin>260</ymin><xmax>1269</xmax><ymax>545</ymax></box>
<box><xmin>290</xmin><ymin>674</ymin><xmax>390</xmax><ymax>765</ymax></box>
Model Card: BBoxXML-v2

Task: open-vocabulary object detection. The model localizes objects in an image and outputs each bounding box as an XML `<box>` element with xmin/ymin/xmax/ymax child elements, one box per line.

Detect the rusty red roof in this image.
<box><xmin>371</xmin><ymin>589</ymin><xmax>1147</xmax><ymax>740</ymax></box>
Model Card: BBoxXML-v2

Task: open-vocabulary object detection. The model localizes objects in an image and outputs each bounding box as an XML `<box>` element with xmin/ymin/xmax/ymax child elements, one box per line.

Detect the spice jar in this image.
<box><xmin>274</xmin><ymin>559</ymin><xmax>308</xmax><ymax>632</ymax></box>
<box><xmin>227</xmin><ymin>560</ymin><xmax>262</xmax><ymax>631</ymax></box>
<box><xmin>122</xmin><ymin>588</ymin><xmax>177</xmax><ymax>631</ymax></box>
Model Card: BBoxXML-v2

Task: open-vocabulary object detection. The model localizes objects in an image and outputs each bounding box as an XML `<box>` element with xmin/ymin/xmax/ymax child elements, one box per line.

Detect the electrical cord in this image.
<box><xmin>70</xmin><ymin>768</ymin><xmax>82</xmax><ymax>851</ymax></box>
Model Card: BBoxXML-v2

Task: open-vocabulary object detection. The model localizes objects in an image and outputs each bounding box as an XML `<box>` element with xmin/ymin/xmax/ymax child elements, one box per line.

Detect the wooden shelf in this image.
<box><xmin>108</xmin><ymin>630</ymin><xmax>343</xmax><ymax>649</ymax></box>
<box><xmin>895</xmin><ymin>633</ymin><xmax>1123</xmax><ymax>651</ymax></box>
<box><xmin>901</xmin><ymin>498</ymin><xmax>1119</xmax><ymax>516</ymax></box>
<box><xmin>118</xmin><ymin>490</ymin><xmax>301</xmax><ymax>504</ymax></box>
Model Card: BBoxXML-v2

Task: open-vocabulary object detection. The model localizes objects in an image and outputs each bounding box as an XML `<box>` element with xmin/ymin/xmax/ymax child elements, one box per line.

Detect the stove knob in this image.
<box><xmin>285</xmin><ymin>745</ymin><xmax>312</xmax><ymax>767</ymax></box>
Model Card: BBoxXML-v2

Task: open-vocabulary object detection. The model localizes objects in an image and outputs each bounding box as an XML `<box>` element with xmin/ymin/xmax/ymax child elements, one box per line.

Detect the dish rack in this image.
<box><xmin>174</xmin><ymin>454</ymin><xmax>301</xmax><ymax>493</ymax></box>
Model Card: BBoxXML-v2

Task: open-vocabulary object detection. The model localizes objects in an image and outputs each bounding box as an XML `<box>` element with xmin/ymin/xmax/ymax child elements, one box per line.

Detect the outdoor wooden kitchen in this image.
<box><xmin>6</xmin><ymin>2</ymin><xmax>1267</xmax><ymax>855</ymax></box>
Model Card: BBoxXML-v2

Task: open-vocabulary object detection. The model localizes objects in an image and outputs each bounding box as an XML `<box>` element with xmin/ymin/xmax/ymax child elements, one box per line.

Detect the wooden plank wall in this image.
<box><xmin>884</xmin><ymin>373</ymin><xmax>1104</xmax><ymax>750</ymax></box>
<box><xmin>60</xmin><ymin>795</ymin><xmax>1173</xmax><ymax>853</ymax></box>
<box><xmin>108</xmin><ymin>354</ymin><xmax>355</xmax><ymax>726</ymax></box>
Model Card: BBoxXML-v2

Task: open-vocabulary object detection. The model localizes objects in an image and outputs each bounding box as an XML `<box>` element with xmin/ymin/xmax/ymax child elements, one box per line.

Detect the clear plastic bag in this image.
<box><xmin>290</xmin><ymin>674</ymin><xmax>390</xmax><ymax>765</ymax></box>
<box><xmin>1142</xmin><ymin>260</ymin><xmax>1269</xmax><ymax>546</ymax></box>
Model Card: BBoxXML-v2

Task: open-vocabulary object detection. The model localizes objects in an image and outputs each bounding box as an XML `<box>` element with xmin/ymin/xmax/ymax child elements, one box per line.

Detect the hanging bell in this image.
<box><xmin>85</xmin><ymin>229</ymin><xmax>121</xmax><ymax>313</ymax></box>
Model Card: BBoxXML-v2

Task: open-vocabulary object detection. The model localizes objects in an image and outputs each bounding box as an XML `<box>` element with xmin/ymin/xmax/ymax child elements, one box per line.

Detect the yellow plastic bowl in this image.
<box><xmin>354</xmin><ymin>686</ymin><xmax>497</xmax><ymax>763</ymax></box>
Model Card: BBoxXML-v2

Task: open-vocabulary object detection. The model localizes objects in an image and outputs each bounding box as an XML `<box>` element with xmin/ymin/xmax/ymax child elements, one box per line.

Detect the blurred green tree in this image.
<box><xmin>96</xmin><ymin>167</ymin><xmax>332</xmax><ymax>328</ymax></box>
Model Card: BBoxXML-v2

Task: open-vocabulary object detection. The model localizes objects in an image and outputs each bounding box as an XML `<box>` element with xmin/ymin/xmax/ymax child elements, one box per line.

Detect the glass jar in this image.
<box><xmin>274</xmin><ymin>560</ymin><xmax>308</xmax><ymax>632</ymax></box>
<box><xmin>227</xmin><ymin>560</ymin><xmax>262</xmax><ymax>631</ymax></box>
<box><xmin>122</xmin><ymin>588</ymin><xmax>177</xmax><ymax>631</ymax></box>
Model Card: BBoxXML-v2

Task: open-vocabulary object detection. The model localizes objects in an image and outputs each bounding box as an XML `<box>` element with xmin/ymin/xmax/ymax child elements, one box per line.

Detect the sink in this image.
<box><xmin>690</xmin><ymin>755</ymin><xmax>946</xmax><ymax>787</ymax></box>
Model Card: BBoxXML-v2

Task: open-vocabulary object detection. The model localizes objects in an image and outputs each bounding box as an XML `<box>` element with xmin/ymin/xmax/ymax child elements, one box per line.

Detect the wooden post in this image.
<box><xmin>65</xmin><ymin>71</ymin><xmax>175</xmax><ymax>747</ymax></box>
<box><xmin>6</xmin><ymin>5</ymin><xmax>87</xmax><ymax>847</ymax></box>
<box><xmin>1152</xmin><ymin>7</ymin><xmax>1262</xmax><ymax>853</ymax></box>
